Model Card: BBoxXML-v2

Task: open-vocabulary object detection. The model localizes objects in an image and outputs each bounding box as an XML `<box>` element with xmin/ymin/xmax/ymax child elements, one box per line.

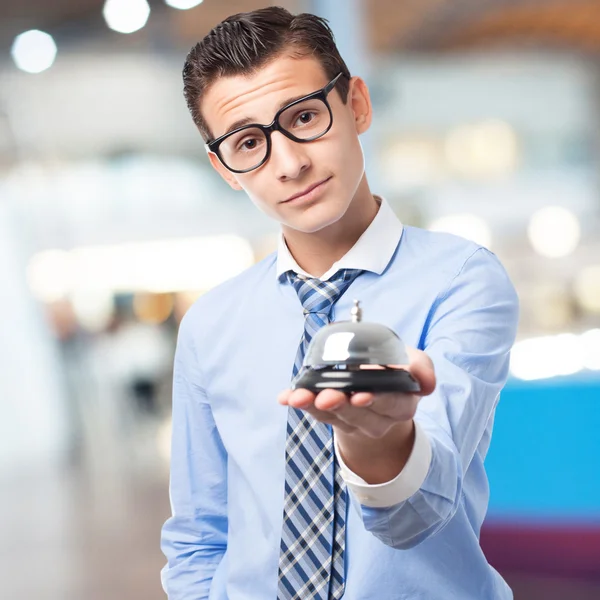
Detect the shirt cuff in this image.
<box><xmin>334</xmin><ymin>420</ymin><xmax>432</xmax><ymax>508</ymax></box>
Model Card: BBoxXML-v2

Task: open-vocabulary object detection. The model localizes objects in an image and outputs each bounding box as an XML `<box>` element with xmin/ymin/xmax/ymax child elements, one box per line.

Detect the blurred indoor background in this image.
<box><xmin>1</xmin><ymin>1</ymin><xmax>599</xmax><ymax>599</ymax></box>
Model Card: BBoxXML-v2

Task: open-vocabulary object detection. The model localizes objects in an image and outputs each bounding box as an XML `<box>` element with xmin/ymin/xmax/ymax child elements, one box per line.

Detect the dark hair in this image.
<box><xmin>182</xmin><ymin>6</ymin><xmax>351</xmax><ymax>141</ymax></box>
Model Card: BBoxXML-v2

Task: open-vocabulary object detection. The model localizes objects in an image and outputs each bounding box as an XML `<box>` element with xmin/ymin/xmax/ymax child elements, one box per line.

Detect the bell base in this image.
<box><xmin>292</xmin><ymin>366</ymin><xmax>421</xmax><ymax>394</ymax></box>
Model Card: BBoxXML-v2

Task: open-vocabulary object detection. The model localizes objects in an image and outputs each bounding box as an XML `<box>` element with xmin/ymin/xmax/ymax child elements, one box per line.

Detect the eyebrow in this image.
<box><xmin>221</xmin><ymin>91</ymin><xmax>314</xmax><ymax>137</ymax></box>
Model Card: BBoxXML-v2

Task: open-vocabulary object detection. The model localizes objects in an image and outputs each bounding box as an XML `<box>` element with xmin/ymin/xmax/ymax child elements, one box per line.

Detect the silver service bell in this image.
<box><xmin>291</xmin><ymin>300</ymin><xmax>421</xmax><ymax>394</ymax></box>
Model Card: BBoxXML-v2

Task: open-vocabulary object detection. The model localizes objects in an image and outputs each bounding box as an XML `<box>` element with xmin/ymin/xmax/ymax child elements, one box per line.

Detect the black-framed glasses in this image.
<box><xmin>206</xmin><ymin>72</ymin><xmax>344</xmax><ymax>173</ymax></box>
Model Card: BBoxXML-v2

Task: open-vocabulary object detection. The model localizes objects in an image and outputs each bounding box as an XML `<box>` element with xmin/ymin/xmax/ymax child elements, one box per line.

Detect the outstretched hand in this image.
<box><xmin>277</xmin><ymin>347</ymin><xmax>436</xmax><ymax>440</ymax></box>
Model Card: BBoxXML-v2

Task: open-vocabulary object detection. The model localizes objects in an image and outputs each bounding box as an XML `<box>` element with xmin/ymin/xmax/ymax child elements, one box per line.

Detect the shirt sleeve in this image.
<box><xmin>160</xmin><ymin>311</ymin><xmax>228</xmax><ymax>599</ymax></box>
<box><xmin>334</xmin><ymin>420</ymin><xmax>432</xmax><ymax>507</ymax></box>
<box><xmin>344</xmin><ymin>247</ymin><xmax>519</xmax><ymax>549</ymax></box>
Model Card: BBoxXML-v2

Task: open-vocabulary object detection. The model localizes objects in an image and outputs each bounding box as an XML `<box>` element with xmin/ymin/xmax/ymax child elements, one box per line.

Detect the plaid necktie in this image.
<box><xmin>277</xmin><ymin>268</ymin><xmax>364</xmax><ymax>600</ymax></box>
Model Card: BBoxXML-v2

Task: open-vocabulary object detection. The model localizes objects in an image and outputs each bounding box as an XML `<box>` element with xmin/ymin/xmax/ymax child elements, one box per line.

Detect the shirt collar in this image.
<box><xmin>276</xmin><ymin>197</ymin><xmax>403</xmax><ymax>281</ymax></box>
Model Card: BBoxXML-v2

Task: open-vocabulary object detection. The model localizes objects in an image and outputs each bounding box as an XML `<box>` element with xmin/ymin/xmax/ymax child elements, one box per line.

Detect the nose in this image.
<box><xmin>270</xmin><ymin>131</ymin><xmax>311</xmax><ymax>181</ymax></box>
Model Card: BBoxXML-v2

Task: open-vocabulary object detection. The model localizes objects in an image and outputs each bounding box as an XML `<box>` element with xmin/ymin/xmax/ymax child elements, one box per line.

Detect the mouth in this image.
<box><xmin>282</xmin><ymin>177</ymin><xmax>332</xmax><ymax>204</ymax></box>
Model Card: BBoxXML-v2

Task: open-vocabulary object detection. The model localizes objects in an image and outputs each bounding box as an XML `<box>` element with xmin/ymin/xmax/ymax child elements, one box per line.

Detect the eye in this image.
<box><xmin>237</xmin><ymin>137</ymin><xmax>261</xmax><ymax>152</ymax></box>
<box><xmin>296</xmin><ymin>111</ymin><xmax>316</xmax><ymax>126</ymax></box>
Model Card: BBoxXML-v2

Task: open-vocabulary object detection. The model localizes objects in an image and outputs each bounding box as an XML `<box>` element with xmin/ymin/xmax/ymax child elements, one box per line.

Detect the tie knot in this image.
<box><xmin>287</xmin><ymin>269</ymin><xmax>363</xmax><ymax>316</ymax></box>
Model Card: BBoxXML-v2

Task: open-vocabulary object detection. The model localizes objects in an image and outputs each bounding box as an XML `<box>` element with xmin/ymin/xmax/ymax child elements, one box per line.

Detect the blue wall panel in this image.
<box><xmin>485</xmin><ymin>374</ymin><xmax>600</xmax><ymax>521</ymax></box>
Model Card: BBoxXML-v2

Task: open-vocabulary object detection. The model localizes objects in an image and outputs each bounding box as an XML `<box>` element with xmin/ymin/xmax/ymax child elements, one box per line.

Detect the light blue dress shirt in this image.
<box><xmin>161</xmin><ymin>198</ymin><xmax>519</xmax><ymax>599</ymax></box>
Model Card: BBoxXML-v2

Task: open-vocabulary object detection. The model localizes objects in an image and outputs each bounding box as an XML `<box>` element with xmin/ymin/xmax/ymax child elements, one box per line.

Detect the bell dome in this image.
<box><xmin>292</xmin><ymin>300</ymin><xmax>420</xmax><ymax>394</ymax></box>
<box><xmin>304</xmin><ymin>321</ymin><xmax>409</xmax><ymax>367</ymax></box>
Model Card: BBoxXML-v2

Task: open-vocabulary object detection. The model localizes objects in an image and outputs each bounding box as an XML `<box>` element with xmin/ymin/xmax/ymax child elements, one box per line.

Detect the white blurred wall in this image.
<box><xmin>0</xmin><ymin>201</ymin><xmax>69</xmax><ymax>472</ymax></box>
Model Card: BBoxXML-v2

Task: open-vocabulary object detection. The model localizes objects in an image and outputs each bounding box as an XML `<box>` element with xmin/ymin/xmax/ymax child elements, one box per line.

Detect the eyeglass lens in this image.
<box><xmin>218</xmin><ymin>97</ymin><xmax>331</xmax><ymax>172</ymax></box>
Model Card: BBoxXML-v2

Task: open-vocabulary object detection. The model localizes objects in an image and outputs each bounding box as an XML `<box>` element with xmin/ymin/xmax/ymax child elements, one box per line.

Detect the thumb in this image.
<box><xmin>406</xmin><ymin>347</ymin><xmax>436</xmax><ymax>396</ymax></box>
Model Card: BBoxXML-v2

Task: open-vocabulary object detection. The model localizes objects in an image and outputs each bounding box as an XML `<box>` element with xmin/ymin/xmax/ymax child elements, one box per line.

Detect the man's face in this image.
<box><xmin>201</xmin><ymin>54</ymin><xmax>372</xmax><ymax>234</ymax></box>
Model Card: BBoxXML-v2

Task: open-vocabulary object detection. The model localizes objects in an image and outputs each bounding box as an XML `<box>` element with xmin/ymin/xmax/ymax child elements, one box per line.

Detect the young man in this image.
<box><xmin>161</xmin><ymin>7</ymin><xmax>519</xmax><ymax>600</ymax></box>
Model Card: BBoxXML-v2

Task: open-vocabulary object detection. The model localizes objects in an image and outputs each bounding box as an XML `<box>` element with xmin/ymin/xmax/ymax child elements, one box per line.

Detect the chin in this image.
<box><xmin>281</xmin><ymin>199</ymin><xmax>349</xmax><ymax>234</ymax></box>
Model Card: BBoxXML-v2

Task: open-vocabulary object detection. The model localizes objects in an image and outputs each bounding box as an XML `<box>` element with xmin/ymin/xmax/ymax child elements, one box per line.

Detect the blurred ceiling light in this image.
<box><xmin>11</xmin><ymin>30</ymin><xmax>57</xmax><ymax>74</ymax></box>
<box><xmin>382</xmin><ymin>137</ymin><xmax>440</xmax><ymax>189</ymax></box>
<box><xmin>157</xmin><ymin>418</ymin><xmax>172</xmax><ymax>463</ymax></box>
<box><xmin>254</xmin><ymin>233</ymin><xmax>280</xmax><ymax>263</ymax></box>
<box><xmin>581</xmin><ymin>329</ymin><xmax>600</xmax><ymax>370</ymax></box>
<box><xmin>73</xmin><ymin>236</ymin><xmax>254</xmax><ymax>293</ymax></box>
<box><xmin>428</xmin><ymin>213</ymin><xmax>492</xmax><ymax>248</ymax></box>
<box><xmin>133</xmin><ymin>293</ymin><xmax>174</xmax><ymax>324</ymax></box>
<box><xmin>27</xmin><ymin>249</ymin><xmax>74</xmax><ymax>302</ymax></box>
<box><xmin>573</xmin><ymin>265</ymin><xmax>600</xmax><ymax>313</ymax></box>
<box><xmin>444</xmin><ymin>120</ymin><xmax>518</xmax><ymax>179</ymax></box>
<box><xmin>28</xmin><ymin>236</ymin><xmax>254</xmax><ymax>299</ymax></box>
<box><xmin>71</xmin><ymin>289</ymin><xmax>115</xmax><ymax>333</ymax></box>
<box><xmin>174</xmin><ymin>291</ymin><xmax>203</xmax><ymax>323</ymax></box>
<box><xmin>510</xmin><ymin>333</ymin><xmax>585</xmax><ymax>381</ymax></box>
<box><xmin>531</xmin><ymin>289</ymin><xmax>573</xmax><ymax>330</ymax></box>
<box><xmin>164</xmin><ymin>0</ymin><xmax>204</xmax><ymax>9</ymax></box>
<box><xmin>528</xmin><ymin>206</ymin><xmax>580</xmax><ymax>258</ymax></box>
<box><xmin>103</xmin><ymin>0</ymin><xmax>151</xmax><ymax>34</ymax></box>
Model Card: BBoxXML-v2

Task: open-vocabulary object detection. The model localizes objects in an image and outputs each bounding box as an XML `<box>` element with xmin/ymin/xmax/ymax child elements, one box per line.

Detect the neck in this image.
<box><xmin>281</xmin><ymin>175</ymin><xmax>379</xmax><ymax>278</ymax></box>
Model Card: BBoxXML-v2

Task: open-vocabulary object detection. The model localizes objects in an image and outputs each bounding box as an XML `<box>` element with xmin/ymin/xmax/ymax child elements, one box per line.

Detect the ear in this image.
<box><xmin>347</xmin><ymin>76</ymin><xmax>373</xmax><ymax>135</ymax></box>
<box><xmin>207</xmin><ymin>150</ymin><xmax>243</xmax><ymax>191</ymax></box>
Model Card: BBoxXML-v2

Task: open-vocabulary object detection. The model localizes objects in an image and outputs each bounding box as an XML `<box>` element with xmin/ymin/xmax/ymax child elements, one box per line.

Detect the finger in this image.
<box><xmin>332</xmin><ymin>404</ymin><xmax>396</xmax><ymax>439</ymax></box>
<box><xmin>313</xmin><ymin>389</ymin><xmax>350</xmax><ymax>412</ymax></box>
<box><xmin>348</xmin><ymin>392</ymin><xmax>375</xmax><ymax>407</ymax></box>
<box><xmin>367</xmin><ymin>392</ymin><xmax>420</xmax><ymax>420</ymax></box>
<box><xmin>301</xmin><ymin>406</ymin><xmax>357</xmax><ymax>434</ymax></box>
<box><xmin>277</xmin><ymin>389</ymin><xmax>293</xmax><ymax>405</ymax></box>
<box><xmin>287</xmin><ymin>388</ymin><xmax>317</xmax><ymax>409</ymax></box>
